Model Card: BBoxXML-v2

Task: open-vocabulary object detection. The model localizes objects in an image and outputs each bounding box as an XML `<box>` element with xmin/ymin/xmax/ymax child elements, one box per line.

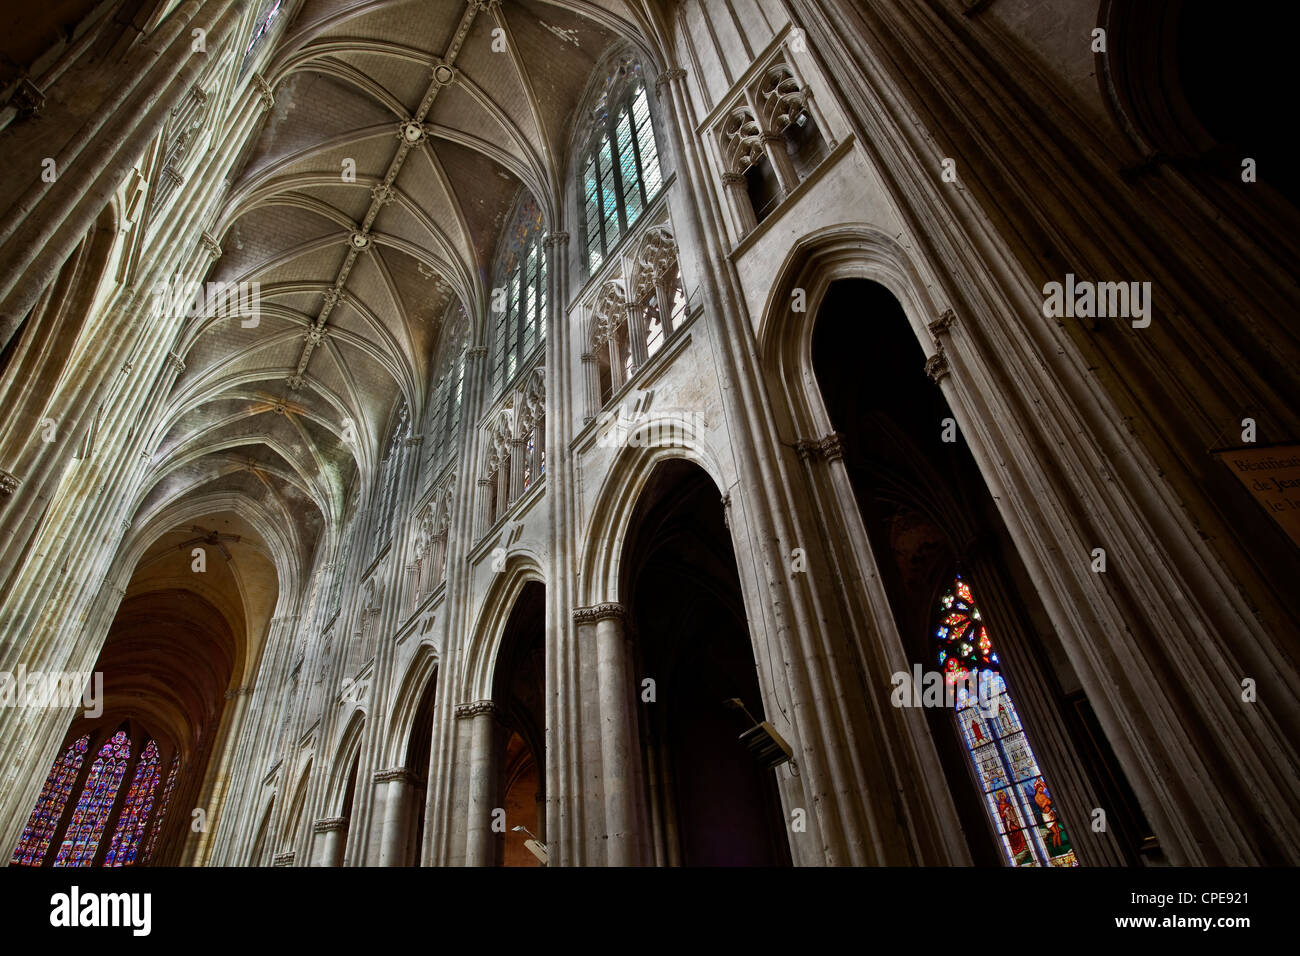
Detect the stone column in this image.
<box><xmin>627</xmin><ymin>304</ymin><xmax>649</xmax><ymax>375</ymax></box>
<box><xmin>720</xmin><ymin>171</ymin><xmax>756</xmax><ymax>236</ymax></box>
<box><xmin>311</xmin><ymin>817</ymin><xmax>347</xmax><ymax>867</ymax></box>
<box><xmin>0</xmin><ymin>0</ymin><xmax>245</xmax><ymax>349</ymax></box>
<box><xmin>509</xmin><ymin>436</ymin><xmax>526</xmax><ymax>499</ymax></box>
<box><xmin>375</xmin><ymin>767</ymin><xmax>417</xmax><ymax>866</ymax></box>
<box><xmin>575</xmin><ymin>603</ymin><xmax>642</xmax><ymax>865</ymax></box>
<box><xmin>608</xmin><ymin>332</ymin><xmax>625</xmax><ymax>392</ymax></box>
<box><xmin>655</xmin><ymin>277</ymin><xmax>677</xmax><ymax>337</ymax></box>
<box><xmin>477</xmin><ymin>477</ymin><xmax>492</xmax><ymax>534</ymax></box>
<box><xmin>760</xmin><ymin>131</ymin><xmax>799</xmax><ymax>193</ymax></box>
<box><xmin>459</xmin><ymin>700</ymin><xmax>500</xmax><ymax>866</ymax></box>
<box><xmin>580</xmin><ymin>351</ymin><xmax>599</xmax><ymax>422</ymax></box>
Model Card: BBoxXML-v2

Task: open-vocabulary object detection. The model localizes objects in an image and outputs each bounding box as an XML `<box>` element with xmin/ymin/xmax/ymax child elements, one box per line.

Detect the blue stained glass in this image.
<box><xmin>935</xmin><ymin>577</ymin><xmax>1078</xmax><ymax>868</ymax></box>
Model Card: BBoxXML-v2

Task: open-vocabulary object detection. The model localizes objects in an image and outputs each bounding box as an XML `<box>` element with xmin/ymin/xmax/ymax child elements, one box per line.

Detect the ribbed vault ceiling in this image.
<box><xmin>138</xmin><ymin>0</ymin><xmax>645</xmax><ymax>579</ymax></box>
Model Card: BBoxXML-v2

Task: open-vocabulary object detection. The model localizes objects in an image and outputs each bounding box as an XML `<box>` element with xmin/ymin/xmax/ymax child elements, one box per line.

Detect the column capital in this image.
<box><xmin>925</xmin><ymin>349</ymin><xmax>951</xmax><ymax>384</ymax></box>
<box><xmin>166</xmin><ymin>351</ymin><xmax>186</xmax><ymax>374</ymax></box>
<box><xmin>454</xmin><ymin>699</ymin><xmax>498</xmax><ymax>719</ymax></box>
<box><xmin>819</xmin><ymin>432</ymin><xmax>845</xmax><ymax>462</ymax></box>
<box><xmin>253</xmin><ymin>73</ymin><xmax>275</xmax><ymax>111</ymax></box>
<box><xmin>272</xmin><ymin>851</ymin><xmax>295</xmax><ymax>866</ymax></box>
<box><xmin>928</xmin><ymin>308</ymin><xmax>957</xmax><ymax>339</ymax></box>
<box><xmin>199</xmin><ymin>231</ymin><xmax>222</xmax><ymax>259</ymax></box>
<box><xmin>0</xmin><ymin>470</ymin><xmax>20</xmax><ymax>496</ymax></box>
<box><xmin>654</xmin><ymin>67</ymin><xmax>687</xmax><ymax>95</ymax></box>
<box><xmin>403</xmin><ymin>435</ymin><xmax>424</xmax><ymax>447</ymax></box>
<box><xmin>468</xmin><ymin>345</ymin><xmax>489</xmax><ymax>360</ymax></box>
<box><xmin>374</xmin><ymin>766</ymin><xmax>418</xmax><ymax>785</ymax></box>
<box><xmin>721</xmin><ymin>171</ymin><xmax>747</xmax><ymax>186</ymax></box>
<box><xmin>312</xmin><ymin>816</ymin><xmax>348</xmax><ymax>833</ymax></box>
<box><xmin>572</xmin><ymin>602</ymin><xmax>626</xmax><ymax>624</ymax></box>
<box><xmin>543</xmin><ymin>231</ymin><xmax>570</xmax><ymax>248</ymax></box>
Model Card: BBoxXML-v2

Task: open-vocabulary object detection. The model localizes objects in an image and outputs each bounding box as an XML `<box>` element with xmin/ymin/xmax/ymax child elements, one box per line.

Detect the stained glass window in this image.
<box><xmin>104</xmin><ymin>740</ymin><xmax>161</xmax><ymax>866</ymax></box>
<box><xmin>936</xmin><ymin>575</ymin><xmax>1078</xmax><ymax>867</ymax></box>
<box><xmin>143</xmin><ymin>755</ymin><xmax>180</xmax><ymax>864</ymax></box>
<box><xmin>581</xmin><ymin>59</ymin><xmax>664</xmax><ymax>275</ymax></box>
<box><xmin>523</xmin><ymin>433</ymin><xmax>535</xmax><ymax>491</ymax></box>
<box><xmin>244</xmin><ymin>0</ymin><xmax>283</xmax><ymax>57</ymax></box>
<box><xmin>492</xmin><ymin>197</ymin><xmax>547</xmax><ymax>395</ymax></box>
<box><xmin>10</xmin><ymin>735</ymin><xmax>89</xmax><ymax>866</ymax></box>
<box><xmin>53</xmin><ymin>731</ymin><xmax>131</xmax><ymax>867</ymax></box>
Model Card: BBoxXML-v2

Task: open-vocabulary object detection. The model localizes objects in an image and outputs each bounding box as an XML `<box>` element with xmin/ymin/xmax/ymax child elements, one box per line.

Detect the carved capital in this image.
<box><xmin>794</xmin><ymin>439</ymin><xmax>819</xmax><ymax>462</ymax></box>
<box><xmin>543</xmin><ymin>231</ymin><xmax>570</xmax><ymax>249</ymax></box>
<box><xmin>819</xmin><ymin>432</ymin><xmax>845</xmax><ymax>462</ymax></box>
<box><xmin>928</xmin><ymin>308</ymin><xmax>956</xmax><ymax>339</ymax></box>
<box><xmin>454</xmin><ymin>699</ymin><xmax>498</xmax><ymax>719</ymax></box>
<box><xmin>572</xmin><ymin>602</ymin><xmax>626</xmax><ymax>625</ymax></box>
<box><xmin>0</xmin><ymin>470</ymin><xmax>20</xmax><ymax>496</ymax></box>
<box><xmin>166</xmin><ymin>351</ymin><xmax>186</xmax><ymax>374</ymax></box>
<box><xmin>11</xmin><ymin>78</ymin><xmax>45</xmax><ymax>117</ymax></box>
<box><xmin>468</xmin><ymin>345</ymin><xmax>489</xmax><ymax>360</ymax></box>
<box><xmin>253</xmin><ymin>73</ymin><xmax>274</xmax><ymax>111</ymax></box>
<box><xmin>721</xmin><ymin>172</ymin><xmax>747</xmax><ymax>187</ymax></box>
<box><xmin>199</xmin><ymin>231</ymin><xmax>222</xmax><ymax>259</ymax></box>
<box><xmin>313</xmin><ymin>816</ymin><xmax>347</xmax><ymax>834</ymax></box>
<box><xmin>654</xmin><ymin>68</ymin><xmax>687</xmax><ymax>96</ymax></box>
<box><xmin>374</xmin><ymin>767</ymin><xmax>418</xmax><ymax>785</ymax></box>
<box><xmin>272</xmin><ymin>851</ymin><xmax>294</xmax><ymax>866</ymax></box>
<box><xmin>404</xmin><ymin>435</ymin><xmax>424</xmax><ymax>447</ymax></box>
<box><xmin>925</xmin><ymin>350</ymin><xmax>950</xmax><ymax>384</ymax></box>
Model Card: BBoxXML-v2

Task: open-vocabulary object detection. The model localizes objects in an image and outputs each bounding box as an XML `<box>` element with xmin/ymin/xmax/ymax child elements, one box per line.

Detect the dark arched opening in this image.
<box><xmin>621</xmin><ymin>459</ymin><xmax>791</xmax><ymax>866</ymax></box>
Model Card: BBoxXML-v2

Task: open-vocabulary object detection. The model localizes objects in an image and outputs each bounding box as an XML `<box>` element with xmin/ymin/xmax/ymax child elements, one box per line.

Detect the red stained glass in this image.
<box><xmin>53</xmin><ymin>731</ymin><xmax>131</xmax><ymax>867</ymax></box>
<box><xmin>105</xmin><ymin>740</ymin><xmax>160</xmax><ymax>866</ymax></box>
<box><xmin>10</xmin><ymin>735</ymin><xmax>89</xmax><ymax>866</ymax></box>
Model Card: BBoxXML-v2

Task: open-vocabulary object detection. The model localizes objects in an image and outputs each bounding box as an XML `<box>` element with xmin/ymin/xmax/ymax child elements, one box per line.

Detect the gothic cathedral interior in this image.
<box><xmin>0</xmin><ymin>0</ymin><xmax>1297</xmax><ymax>879</ymax></box>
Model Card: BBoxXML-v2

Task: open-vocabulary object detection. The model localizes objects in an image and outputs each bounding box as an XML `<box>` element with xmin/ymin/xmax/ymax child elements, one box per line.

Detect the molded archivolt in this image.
<box><xmin>462</xmin><ymin>553</ymin><xmax>546</xmax><ymax>704</ymax></box>
<box><xmin>755</xmin><ymin>223</ymin><xmax>943</xmax><ymax>439</ymax></box>
<box><xmin>384</xmin><ymin>642</ymin><xmax>440</xmax><ymax>770</ymax></box>
<box><xmin>578</xmin><ymin>430</ymin><xmax>727</xmax><ymax>608</ymax></box>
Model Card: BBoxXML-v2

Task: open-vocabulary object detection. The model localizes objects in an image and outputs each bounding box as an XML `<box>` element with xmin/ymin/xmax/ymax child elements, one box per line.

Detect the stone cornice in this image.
<box><xmin>572</xmin><ymin>602</ymin><xmax>626</xmax><ymax>624</ymax></box>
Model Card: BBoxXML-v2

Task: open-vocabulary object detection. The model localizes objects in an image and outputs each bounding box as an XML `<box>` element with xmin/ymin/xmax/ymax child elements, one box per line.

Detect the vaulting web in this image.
<box><xmin>936</xmin><ymin>575</ymin><xmax>1079</xmax><ymax>867</ymax></box>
